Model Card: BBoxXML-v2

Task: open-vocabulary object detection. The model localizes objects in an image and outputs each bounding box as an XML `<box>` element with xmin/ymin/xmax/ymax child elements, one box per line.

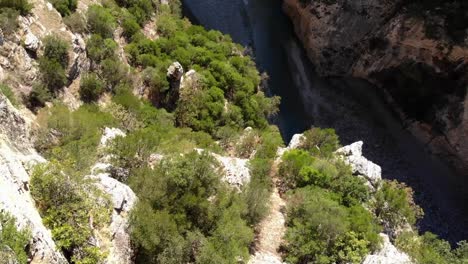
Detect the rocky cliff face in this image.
<box><xmin>283</xmin><ymin>0</ymin><xmax>468</xmax><ymax>174</ymax></box>
<box><xmin>0</xmin><ymin>94</ymin><xmax>67</xmax><ymax>264</ymax></box>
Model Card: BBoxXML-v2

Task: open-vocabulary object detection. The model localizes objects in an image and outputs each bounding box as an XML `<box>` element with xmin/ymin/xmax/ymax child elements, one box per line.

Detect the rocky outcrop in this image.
<box><xmin>0</xmin><ymin>0</ymin><xmax>89</xmax><ymax>102</ymax></box>
<box><xmin>336</xmin><ymin>141</ymin><xmax>382</xmax><ymax>189</ymax></box>
<box><xmin>0</xmin><ymin>95</ymin><xmax>67</xmax><ymax>263</ymax></box>
<box><xmin>362</xmin><ymin>234</ymin><xmax>412</xmax><ymax>264</ymax></box>
<box><xmin>91</xmin><ymin>128</ymin><xmax>136</xmax><ymax>264</ymax></box>
<box><xmin>213</xmin><ymin>153</ymin><xmax>251</xmax><ymax>188</ymax></box>
<box><xmin>283</xmin><ymin>0</ymin><xmax>468</xmax><ymax>174</ymax></box>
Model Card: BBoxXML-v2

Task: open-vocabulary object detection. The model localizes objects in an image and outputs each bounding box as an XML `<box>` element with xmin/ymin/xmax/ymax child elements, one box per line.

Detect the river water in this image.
<box><xmin>181</xmin><ymin>0</ymin><xmax>468</xmax><ymax>243</ymax></box>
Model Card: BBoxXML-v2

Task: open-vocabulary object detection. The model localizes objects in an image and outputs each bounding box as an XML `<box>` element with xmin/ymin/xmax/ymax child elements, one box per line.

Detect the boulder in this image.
<box><xmin>362</xmin><ymin>234</ymin><xmax>412</xmax><ymax>264</ymax></box>
<box><xmin>100</xmin><ymin>127</ymin><xmax>126</xmax><ymax>147</ymax></box>
<box><xmin>24</xmin><ymin>31</ymin><xmax>40</xmax><ymax>52</ymax></box>
<box><xmin>213</xmin><ymin>153</ymin><xmax>250</xmax><ymax>188</ymax></box>
<box><xmin>336</xmin><ymin>141</ymin><xmax>382</xmax><ymax>188</ymax></box>
<box><xmin>166</xmin><ymin>61</ymin><xmax>184</xmax><ymax>81</ymax></box>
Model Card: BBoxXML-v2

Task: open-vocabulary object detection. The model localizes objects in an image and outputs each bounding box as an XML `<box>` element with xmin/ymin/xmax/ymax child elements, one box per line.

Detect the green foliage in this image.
<box><xmin>0</xmin><ymin>8</ymin><xmax>19</xmax><ymax>35</ymax></box>
<box><xmin>30</xmin><ymin>160</ymin><xmax>112</xmax><ymax>264</ymax></box>
<box><xmin>43</xmin><ymin>35</ymin><xmax>69</xmax><ymax>68</ymax></box>
<box><xmin>63</xmin><ymin>12</ymin><xmax>86</xmax><ymax>33</ymax></box>
<box><xmin>35</xmin><ymin>104</ymin><xmax>117</xmax><ymax>171</ymax></box>
<box><xmin>87</xmin><ymin>5</ymin><xmax>116</xmax><ymax>38</ymax></box>
<box><xmin>0</xmin><ymin>84</ymin><xmax>18</xmax><ymax>107</ymax></box>
<box><xmin>0</xmin><ymin>0</ymin><xmax>32</xmax><ymax>15</ymax></box>
<box><xmin>372</xmin><ymin>180</ymin><xmax>423</xmax><ymax>230</ymax></box>
<box><xmin>27</xmin><ymin>84</ymin><xmax>52</xmax><ymax>109</ymax></box>
<box><xmin>396</xmin><ymin>231</ymin><xmax>468</xmax><ymax>264</ymax></box>
<box><xmin>129</xmin><ymin>151</ymin><xmax>254</xmax><ymax>263</ymax></box>
<box><xmin>34</xmin><ymin>34</ymin><xmax>70</xmax><ymax>101</ymax></box>
<box><xmin>279</xmin><ymin>149</ymin><xmax>314</xmax><ymax>190</ymax></box>
<box><xmin>300</xmin><ymin>127</ymin><xmax>340</xmax><ymax>157</ymax></box>
<box><xmin>122</xmin><ymin>13</ymin><xmax>141</xmax><ymax>39</ymax></box>
<box><xmin>50</xmin><ymin>0</ymin><xmax>77</xmax><ymax>16</ymax></box>
<box><xmin>38</xmin><ymin>57</ymin><xmax>67</xmax><ymax>91</ymax></box>
<box><xmin>0</xmin><ymin>212</ymin><xmax>31</xmax><ymax>264</ymax></box>
<box><xmin>79</xmin><ymin>73</ymin><xmax>104</xmax><ymax>102</ymax></box>
<box><xmin>125</xmin><ymin>13</ymin><xmax>279</xmax><ymax>135</ymax></box>
<box><xmin>283</xmin><ymin>187</ymin><xmax>379</xmax><ymax>264</ymax></box>
<box><xmin>86</xmin><ymin>34</ymin><xmax>118</xmax><ymax>63</ymax></box>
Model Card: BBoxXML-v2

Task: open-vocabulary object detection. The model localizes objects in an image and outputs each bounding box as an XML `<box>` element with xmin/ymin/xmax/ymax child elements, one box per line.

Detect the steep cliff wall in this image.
<box><xmin>283</xmin><ymin>0</ymin><xmax>468</xmax><ymax>174</ymax></box>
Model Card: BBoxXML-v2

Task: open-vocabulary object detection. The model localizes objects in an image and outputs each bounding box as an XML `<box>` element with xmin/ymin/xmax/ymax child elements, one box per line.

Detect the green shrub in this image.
<box><xmin>86</xmin><ymin>34</ymin><xmax>118</xmax><ymax>63</ymax></box>
<box><xmin>50</xmin><ymin>0</ymin><xmax>77</xmax><ymax>16</ymax></box>
<box><xmin>100</xmin><ymin>58</ymin><xmax>130</xmax><ymax>89</ymax></box>
<box><xmin>122</xmin><ymin>14</ymin><xmax>141</xmax><ymax>39</ymax></box>
<box><xmin>0</xmin><ymin>8</ymin><xmax>19</xmax><ymax>35</ymax></box>
<box><xmin>283</xmin><ymin>186</ymin><xmax>380</xmax><ymax>264</ymax></box>
<box><xmin>0</xmin><ymin>84</ymin><xmax>19</xmax><ymax>107</ymax></box>
<box><xmin>30</xmin><ymin>160</ymin><xmax>112</xmax><ymax>263</ymax></box>
<box><xmin>129</xmin><ymin>151</ymin><xmax>253</xmax><ymax>263</ymax></box>
<box><xmin>87</xmin><ymin>5</ymin><xmax>116</xmax><ymax>38</ymax></box>
<box><xmin>35</xmin><ymin>104</ymin><xmax>117</xmax><ymax>171</ymax></box>
<box><xmin>63</xmin><ymin>12</ymin><xmax>86</xmax><ymax>33</ymax></box>
<box><xmin>0</xmin><ymin>0</ymin><xmax>32</xmax><ymax>15</ymax></box>
<box><xmin>301</xmin><ymin>127</ymin><xmax>340</xmax><ymax>157</ymax></box>
<box><xmin>79</xmin><ymin>73</ymin><xmax>104</xmax><ymax>102</ymax></box>
<box><xmin>27</xmin><ymin>84</ymin><xmax>52</xmax><ymax>109</ymax></box>
<box><xmin>0</xmin><ymin>212</ymin><xmax>31</xmax><ymax>264</ymax></box>
<box><xmin>279</xmin><ymin>149</ymin><xmax>314</xmax><ymax>190</ymax></box>
<box><xmin>42</xmin><ymin>35</ymin><xmax>69</xmax><ymax>68</ymax></box>
<box><xmin>372</xmin><ymin>180</ymin><xmax>423</xmax><ymax>231</ymax></box>
<box><xmin>38</xmin><ymin>58</ymin><xmax>67</xmax><ymax>91</ymax></box>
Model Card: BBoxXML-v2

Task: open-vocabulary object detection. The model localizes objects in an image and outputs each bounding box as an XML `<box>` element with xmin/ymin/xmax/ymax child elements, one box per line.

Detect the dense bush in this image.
<box><xmin>283</xmin><ymin>187</ymin><xmax>380</xmax><ymax>264</ymax></box>
<box><xmin>38</xmin><ymin>58</ymin><xmax>67</xmax><ymax>91</ymax></box>
<box><xmin>396</xmin><ymin>231</ymin><xmax>468</xmax><ymax>264</ymax></box>
<box><xmin>87</xmin><ymin>5</ymin><xmax>116</xmax><ymax>38</ymax></box>
<box><xmin>124</xmin><ymin>13</ymin><xmax>279</xmax><ymax>135</ymax></box>
<box><xmin>35</xmin><ymin>104</ymin><xmax>117</xmax><ymax>171</ymax></box>
<box><xmin>31</xmin><ymin>160</ymin><xmax>112</xmax><ymax>263</ymax></box>
<box><xmin>0</xmin><ymin>0</ymin><xmax>32</xmax><ymax>15</ymax></box>
<box><xmin>129</xmin><ymin>151</ymin><xmax>253</xmax><ymax>263</ymax></box>
<box><xmin>0</xmin><ymin>212</ymin><xmax>31</xmax><ymax>264</ymax></box>
<box><xmin>63</xmin><ymin>12</ymin><xmax>86</xmax><ymax>33</ymax></box>
<box><xmin>0</xmin><ymin>8</ymin><xmax>19</xmax><ymax>35</ymax></box>
<box><xmin>86</xmin><ymin>34</ymin><xmax>118</xmax><ymax>63</ymax></box>
<box><xmin>279</xmin><ymin>128</ymin><xmax>380</xmax><ymax>263</ymax></box>
<box><xmin>79</xmin><ymin>73</ymin><xmax>104</xmax><ymax>102</ymax></box>
<box><xmin>50</xmin><ymin>0</ymin><xmax>77</xmax><ymax>16</ymax></box>
<box><xmin>300</xmin><ymin>127</ymin><xmax>340</xmax><ymax>157</ymax></box>
<box><xmin>43</xmin><ymin>35</ymin><xmax>69</xmax><ymax>68</ymax></box>
<box><xmin>34</xmin><ymin>34</ymin><xmax>70</xmax><ymax>101</ymax></box>
<box><xmin>371</xmin><ymin>180</ymin><xmax>423</xmax><ymax>231</ymax></box>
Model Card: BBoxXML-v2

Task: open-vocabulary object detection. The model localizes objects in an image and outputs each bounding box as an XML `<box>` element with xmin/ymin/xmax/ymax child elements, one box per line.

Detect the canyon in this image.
<box><xmin>183</xmin><ymin>0</ymin><xmax>468</xmax><ymax>244</ymax></box>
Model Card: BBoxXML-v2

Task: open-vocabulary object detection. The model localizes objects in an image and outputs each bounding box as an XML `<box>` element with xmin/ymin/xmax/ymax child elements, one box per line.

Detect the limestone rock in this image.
<box><xmin>362</xmin><ymin>234</ymin><xmax>412</xmax><ymax>264</ymax></box>
<box><xmin>24</xmin><ymin>31</ymin><xmax>40</xmax><ymax>52</ymax></box>
<box><xmin>276</xmin><ymin>133</ymin><xmax>304</xmax><ymax>157</ymax></box>
<box><xmin>167</xmin><ymin>61</ymin><xmax>184</xmax><ymax>81</ymax></box>
<box><xmin>100</xmin><ymin>127</ymin><xmax>126</xmax><ymax>147</ymax></box>
<box><xmin>0</xmin><ymin>95</ymin><xmax>67</xmax><ymax>263</ymax></box>
<box><xmin>336</xmin><ymin>141</ymin><xmax>382</xmax><ymax>188</ymax></box>
<box><xmin>213</xmin><ymin>153</ymin><xmax>250</xmax><ymax>188</ymax></box>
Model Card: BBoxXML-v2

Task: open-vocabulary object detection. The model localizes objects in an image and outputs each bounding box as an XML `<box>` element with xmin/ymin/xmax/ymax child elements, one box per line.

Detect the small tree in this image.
<box><xmin>43</xmin><ymin>35</ymin><xmax>69</xmax><ymax>68</ymax></box>
<box><xmin>79</xmin><ymin>73</ymin><xmax>104</xmax><ymax>102</ymax></box>
<box><xmin>87</xmin><ymin>5</ymin><xmax>116</xmax><ymax>38</ymax></box>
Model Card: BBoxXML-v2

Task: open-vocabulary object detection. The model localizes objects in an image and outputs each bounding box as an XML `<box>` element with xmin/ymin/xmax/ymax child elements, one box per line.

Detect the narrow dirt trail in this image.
<box><xmin>249</xmin><ymin>162</ymin><xmax>286</xmax><ymax>264</ymax></box>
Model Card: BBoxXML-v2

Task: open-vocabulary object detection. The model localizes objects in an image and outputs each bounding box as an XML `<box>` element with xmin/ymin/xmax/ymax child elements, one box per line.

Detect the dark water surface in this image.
<box><xmin>182</xmin><ymin>0</ymin><xmax>468</xmax><ymax>243</ymax></box>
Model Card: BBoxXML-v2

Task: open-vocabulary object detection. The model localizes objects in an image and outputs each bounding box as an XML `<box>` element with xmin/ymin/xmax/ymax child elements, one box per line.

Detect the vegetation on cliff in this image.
<box><xmin>0</xmin><ymin>212</ymin><xmax>31</xmax><ymax>264</ymax></box>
